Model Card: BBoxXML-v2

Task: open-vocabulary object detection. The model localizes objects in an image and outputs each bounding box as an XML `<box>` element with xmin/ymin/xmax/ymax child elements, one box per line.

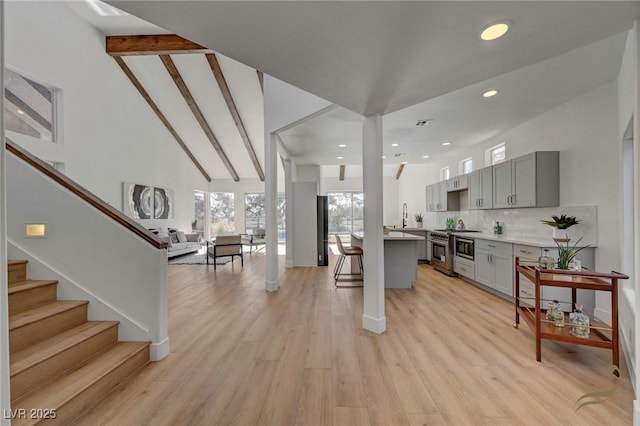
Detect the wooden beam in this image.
<box><xmin>112</xmin><ymin>57</ymin><xmax>211</xmax><ymax>182</ymax></box>
<box><xmin>395</xmin><ymin>163</ymin><xmax>405</xmax><ymax>180</ymax></box>
<box><xmin>160</xmin><ymin>55</ymin><xmax>240</xmax><ymax>182</ymax></box>
<box><xmin>106</xmin><ymin>34</ymin><xmax>211</xmax><ymax>57</ymax></box>
<box><xmin>257</xmin><ymin>70</ymin><xmax>264</xmax><ymax>93</ymax></box>
<box><xmin>339</xmin><ymin>165</ymin><xmax>345</xmax><ymax>181</ymax></box>
<box><xmin>206</xmin><ymin>54</ymin><xmax>265</xmax><ymax>181</ymax></box>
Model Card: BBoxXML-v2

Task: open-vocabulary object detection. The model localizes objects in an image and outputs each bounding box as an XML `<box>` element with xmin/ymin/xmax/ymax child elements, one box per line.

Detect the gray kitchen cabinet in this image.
<box><xmin>492</xmin><ymin>151</ymin><xmax>559</xmax><ymax>209</ymax></box>
<box><xmin>447</xmin><ymin>174</ymin><xmax>468</xmax><ymax>192</ymax></box>
<box><xmin>426</xmin><ymin>184</ymin><xmax>436</xmax><ymax>212</ymax></box>
<box><xmin>469</xmin><ymin>167</ymin><xmax>493</xmax><ymax>210</ymax></box>
<box><xmin>436</xmin><ymin>181</ymin><xmax>447</xmax><ymax>211</ymax></box>
<box><xmin>402</xmin><ymin>230</ymin><xmax>429</xmax><ymax>261</ymax></box>
<box><xmin>475</xmin><ymin>239</ymin><xmax>514</xmax><ymax>296</ymax></box>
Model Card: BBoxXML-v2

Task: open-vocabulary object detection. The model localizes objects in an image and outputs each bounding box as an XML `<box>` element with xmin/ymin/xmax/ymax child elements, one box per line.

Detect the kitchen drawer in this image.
<box><xmin>513</xmin><ymin>244</ymin><xmax>540</xmax><ymax>261</ymax></box>
<box><xmin>519</xmin><ymin>277</ymin><xmax>535</xmax><ymax>307</ymax></box>
<box><xmin>454</xmin><ymin>259</ymin><xmax>475</xmax><ymax>280</ymax></box>
<box><xmin>476</xmin><ymin>239</ymin><xmax>512</xmax><ymax>256</ymax></box>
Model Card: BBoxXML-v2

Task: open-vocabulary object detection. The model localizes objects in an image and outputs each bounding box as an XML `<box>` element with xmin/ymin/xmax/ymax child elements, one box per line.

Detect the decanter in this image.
<box><xmin>569</xmin><ymin>304</ymin><xmax>590</xmax><ymax>338</ymax></box>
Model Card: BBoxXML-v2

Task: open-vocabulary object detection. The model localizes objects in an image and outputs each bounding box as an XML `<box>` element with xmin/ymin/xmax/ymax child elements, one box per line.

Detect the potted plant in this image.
<box><xmin>540</xmin><ymin>214</ymin><xmax>581</xmax><ymax>242</ymax></box>
<box><xmin>414</xmin><ymin>212</ymin><xmax>424</xmax><ymax>228</ymax></box>
<box><xmin>555</xmin><ymin>237</ymin><xmax>589</xmax><ymax>270</ymax></box>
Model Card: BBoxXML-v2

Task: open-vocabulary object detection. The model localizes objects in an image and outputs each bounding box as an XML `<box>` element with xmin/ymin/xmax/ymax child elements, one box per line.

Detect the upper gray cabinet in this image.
<box><xmin>468</xmin><ymin>167</ymin><xmax>493</xmax><ymax>210</ymax></box>
<box><xmin>446</xmin><ymin>174</ymin><xmax>468</xmax><ymax>192</ymax></box>
<box><xmin>426</xmin><ymin>181</ymin><xmax>460</xmax><ymax>212</ymax></box>
<box><xmin>492</xmin><ymin>151</ymin><xmax>559</xmax><ymax>209</ymax></box>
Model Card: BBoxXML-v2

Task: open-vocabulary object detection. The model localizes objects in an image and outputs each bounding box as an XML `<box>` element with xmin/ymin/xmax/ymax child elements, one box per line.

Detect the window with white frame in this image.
<box><xmin>460</xmin><ymin>157</ymin><xmax>473</xmax><ymax>174</ymax></box>
<box><xmin>486</xmin><ymin>143</ymin><xmax>506</xmax><ymax>166</ymax></box>
<box><xmin>440</xmin><ymin>167</ymin><xmax>450</xmax><ymax>181</ymax></box>
<box><xmin>4</xmin><ymin>68</ymin><xmax>58</xmax><ymax>143</ymax></box>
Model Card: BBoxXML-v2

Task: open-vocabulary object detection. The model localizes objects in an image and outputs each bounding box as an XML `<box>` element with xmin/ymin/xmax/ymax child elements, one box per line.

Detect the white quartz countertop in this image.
<box><xmin>392</xmin><ymin>228</ymin><xmax>429</xmax><ymax>232</ymax></box>
<box><xmin>432</xmin><ymin>231</ymin><xmax>596</xmax><ymax>248</ymax></box>
<box><xmin>351</xmin><ymin>231</ymin><xmax>425</xmax><ymax>241</ymax></box>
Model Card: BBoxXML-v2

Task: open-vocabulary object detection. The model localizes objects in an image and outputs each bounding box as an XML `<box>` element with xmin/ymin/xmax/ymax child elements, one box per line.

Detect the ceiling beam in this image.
<box><xmin>257</xmin><ymin>70</ymin><xmax>264</xmax><ymax>93</ymax></box>
<box><xmin>106</xmin><ymin>34</ymin><xmax>211</xmax><ymax>57</ymax></box>
<box><xmin>160</xmin><ymin>55</ymin><xmax>240</xmax><ymax>182</ymax></box>
<box><xmin>339</xmin><ymin>165</ymin><xmax>345</xmax><ymax>181</ymax></box>
<box><xmin>206</xmin><ymin>54</ymin><xmax>265</xmax><ymax>181</ymax></box>
<box><xmin>112</xmin><ymin>57</ymin><xmax>211</xmax><ymax>182</ymax></box>
<box><xmin>395</xmin><ymin>163</ymin><xmax>405</xmax><ymax>180</ymax></box>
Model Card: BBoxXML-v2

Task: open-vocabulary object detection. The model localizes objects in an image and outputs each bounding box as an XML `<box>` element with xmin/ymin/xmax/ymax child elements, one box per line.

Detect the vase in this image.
<box><xmin>416</xmin><ymin>222</ymin><xmax>423</xmax><ymax>229</ymax></box>
<box><xmin>552</xmin><ymin>228</ymin><xmax>570</xmax><ymax>243</ymax></box>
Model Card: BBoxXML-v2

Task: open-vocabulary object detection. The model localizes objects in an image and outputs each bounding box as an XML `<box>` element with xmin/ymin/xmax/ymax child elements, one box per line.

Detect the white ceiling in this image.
<box><xmin>73</xmin><ymin>1</ymin><xmax>640</xmax><ymax>172</ymax></box>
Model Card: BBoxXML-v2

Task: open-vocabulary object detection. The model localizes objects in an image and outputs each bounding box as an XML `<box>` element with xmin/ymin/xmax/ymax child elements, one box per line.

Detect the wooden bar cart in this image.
<box><xmin>514</xmin><ymin>257</ymin><xmax>628</xmax><ymax>374</ymax></box>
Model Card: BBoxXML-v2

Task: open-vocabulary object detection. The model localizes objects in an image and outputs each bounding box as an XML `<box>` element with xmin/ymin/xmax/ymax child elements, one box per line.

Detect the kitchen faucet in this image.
<box><xmin>402</xmin><ymin>203</ymin><xmax>408</xmax><ymax>228</ymax></box>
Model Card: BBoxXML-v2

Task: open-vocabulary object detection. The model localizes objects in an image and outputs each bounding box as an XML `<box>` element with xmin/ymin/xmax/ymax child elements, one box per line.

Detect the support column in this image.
<box><xmin>284</xmin><ymin>158</ymin><xmax>294</xmax><ymax>268</ymax></box>
<box><xmin>265</xmin><ymin>133</ymin><xmax>279</xmax><ymax>291</ymax></box>
<box><xmin>0</xmin><ymin>1</ymin><xmax>11</xmax><ymax>421</ymax></box>
<box><xmin>362</xmin><ymin>115</ymin><xmax>386</xmax><ymax>334</ymax></box>
<box><xmin>204</xmin><ymin>191</ymin><xmax>211</xmax><ymax>241</ymax></box>
<box><xmin>633</xmin><ymin>19</ymin><xmax>640</xmax><ymax>426</ymax></box>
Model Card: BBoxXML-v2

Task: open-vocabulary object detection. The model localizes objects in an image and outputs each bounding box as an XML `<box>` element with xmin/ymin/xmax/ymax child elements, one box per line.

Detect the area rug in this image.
<box><xmin>168</xmin><ymin>253</ymin><xmax>232</xmax><ymax>265</ymax></box>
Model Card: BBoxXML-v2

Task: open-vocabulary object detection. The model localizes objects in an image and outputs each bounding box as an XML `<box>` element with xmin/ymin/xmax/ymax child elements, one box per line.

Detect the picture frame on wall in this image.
<box><xmin>123</xmin><ymin>182</ymin><xmax>153</xmax><ymax>220</ymax></box>
<box><xmin>154</xmin><ymin>187</ymin><xmax>174</xmax><ymax>219</ymax></box>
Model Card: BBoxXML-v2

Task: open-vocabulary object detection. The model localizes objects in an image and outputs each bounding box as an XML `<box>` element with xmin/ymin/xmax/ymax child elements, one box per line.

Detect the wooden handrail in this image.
<box><xmin>6</xmin><ymin>139</ymin><xmax>168</xmax><ymax>250</ymax></box>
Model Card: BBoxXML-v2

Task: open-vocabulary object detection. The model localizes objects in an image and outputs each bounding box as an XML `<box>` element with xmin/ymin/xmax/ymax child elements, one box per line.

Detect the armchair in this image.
<box><xmin>207</xmin><ymin>235</ymin><xmax>243</xmax><ymax>270</ymax></box>
<box><xmin>242</xmin><ymin>228</ymin><xmax>266</xmax><ymax>254</ymax></box>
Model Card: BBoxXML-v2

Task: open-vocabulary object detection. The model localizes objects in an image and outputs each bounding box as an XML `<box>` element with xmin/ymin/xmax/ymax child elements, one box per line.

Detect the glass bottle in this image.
<box><xmin>569</xmin><ymin>304</ymin><xmax>590</xmax><ymax>338</ymax></box>
<box><xmin>539</xmin><ymin>249</ymin><xmax>551</xmax><ymax>269</ymax></box>
<box><xmin>546</xmin><ymin>300</ymin><xmax>564</xmax><ymax>327</ymax></box>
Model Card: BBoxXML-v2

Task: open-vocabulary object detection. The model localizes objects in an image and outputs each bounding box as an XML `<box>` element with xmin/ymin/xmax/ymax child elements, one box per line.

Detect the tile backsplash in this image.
<box><xmin>428</xmin><ymin>205</ymin><xmax>597</xmax><ymax>246</ymax></box>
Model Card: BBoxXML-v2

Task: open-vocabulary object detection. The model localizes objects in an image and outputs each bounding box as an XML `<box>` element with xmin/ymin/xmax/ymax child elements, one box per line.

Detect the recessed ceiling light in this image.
<box><xmin>480</xmin><ymin>22</ymin><xmax>509</xmax><ymax>41</ymax></box>
<box><xmin>16</xmin><ymin>109</ymin><xmax>24</xmax><ymax>115</ymax></box>
<box><xmin>483</xmin><ymin>89</ymin><xmax>498</xmax><ymax>98</ymax></box>
<box><xmin>338</xmin><ymin>144</ymin><xmax>346</xmax><ymax>148</ymax></box>
<box><xmin>391</xmin><ymin>143</ymin><xmax>399</xmax><ymax>147</ymax></box>
<box><xmin>336</xmin><ymin>156</ymin><xmax>344</xmax><ymax>160</ymax></box>
<box><xmin>442</xmin><ymin>142</ymin><xmax>451</xmax><ymax>146</ymax></box>
<box><xmin>382</xmin><ymin>156</ymin><xmax>386</xmax><ymax>159</ymax></box>
<box><xmin>422</xmin><ymin>155</ymin><xmax>430</xmax><ymax>159</ymax></box>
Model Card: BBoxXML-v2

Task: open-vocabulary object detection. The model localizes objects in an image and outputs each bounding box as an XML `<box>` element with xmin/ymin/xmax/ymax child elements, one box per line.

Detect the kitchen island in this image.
<box><xmin>350</xmin><ymin>231</ymin><xmax>424</xmax><ymax>289</ymax></box>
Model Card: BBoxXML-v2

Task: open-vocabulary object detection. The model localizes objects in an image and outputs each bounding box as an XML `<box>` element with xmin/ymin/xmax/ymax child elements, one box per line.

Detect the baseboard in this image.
<box><xmin>362</xmin><ymin>314</ymin><xmax>386</xmax><ymax>334</ymax></box>
<box><xmin>150</xmin><ymin>337</ymin><xmax>170</xmax><ymax>361</ymax></box>
<box><xmin>620</xmin><ymin>322</ymin><xmax>636</xmax><ymax>393</ymax></box>
<box><xmin>286</xmin><ymin>260</ymin><xmax>294</xmax><ymax>268</ymax></box>
<box><xmin>265</xmin><ymin>280</ymin><xmax>280</xmax><ymax>292</ymax></box>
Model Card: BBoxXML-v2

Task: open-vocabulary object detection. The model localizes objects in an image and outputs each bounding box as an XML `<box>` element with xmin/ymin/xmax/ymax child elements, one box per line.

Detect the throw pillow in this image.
<box><xmin>177</xmin><ymin>231</ymin><xmax>187</xmax><ymax>243</ymax></box>
<box><xmin>170</xmin><ymin>233</ymin><xmax>180</xmax><ymax>244</ymax></box>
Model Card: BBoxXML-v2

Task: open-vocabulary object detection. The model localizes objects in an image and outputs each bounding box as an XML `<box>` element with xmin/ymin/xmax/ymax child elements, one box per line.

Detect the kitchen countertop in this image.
<box><xmin>392</xmin><ymin>227</ymin><xmax>429</xmax><ymax>232</ymax></box>
<box><xmin>427</xmin><ymin>230</ymin><xmax>596</xmax><ymax>247</ymax></box>
<box><xmin>352</xmin><ymin>231</ymin><xmax>425</xmax><ymax>241</ymax></box>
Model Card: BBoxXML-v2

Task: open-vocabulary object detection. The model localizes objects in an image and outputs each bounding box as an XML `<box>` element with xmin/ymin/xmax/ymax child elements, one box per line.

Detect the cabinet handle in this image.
<box><xmin>519</xmin><ymin>250</ymin><xmax>532</xmax><ymax>254</ymax></box>
<box><xmin>488</xmin><ymin>244</ymin><xmax>496</xmax><ymax>248</ymax></box>
<box><xmin>506</xmin><ymin>195</ymin><xmax>511</xmax><ymax>205</ymax></box>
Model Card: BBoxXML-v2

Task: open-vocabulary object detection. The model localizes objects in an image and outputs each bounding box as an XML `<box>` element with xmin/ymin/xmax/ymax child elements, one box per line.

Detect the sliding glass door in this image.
<box><xmin>327</xmin><ymin>192</ymin><xmax>364</xmax><ymax>236</ymax></box>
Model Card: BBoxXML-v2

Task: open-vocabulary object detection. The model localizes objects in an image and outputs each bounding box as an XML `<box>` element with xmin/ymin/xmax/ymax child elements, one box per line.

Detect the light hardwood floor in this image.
<box><xmin>74</xmin><ymin>254</ymin><xmax>634</xmax><ymax>425</ymax></box>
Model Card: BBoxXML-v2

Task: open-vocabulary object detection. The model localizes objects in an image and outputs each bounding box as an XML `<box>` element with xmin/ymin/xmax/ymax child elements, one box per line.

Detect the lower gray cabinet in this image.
<box><xmin>475</xmin><ymin>240</ymin><xmax>513</xmax><ymax>297</ymax></box>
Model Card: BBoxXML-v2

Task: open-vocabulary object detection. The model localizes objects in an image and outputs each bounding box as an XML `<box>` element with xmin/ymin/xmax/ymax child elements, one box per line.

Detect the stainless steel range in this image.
<box><xmin>428</xmin><ymin>229</ymin><xmax>479</xmax><ymax>276</ymax></box>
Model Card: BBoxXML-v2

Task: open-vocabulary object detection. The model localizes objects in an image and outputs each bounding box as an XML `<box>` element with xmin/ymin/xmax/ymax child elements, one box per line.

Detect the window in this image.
<box><xmin>460</xmin><ymin>158</ymin><xmax>473</xmax><ymax>174</ymax></box>
<box><xmin>193</xmin><ymin>192</ymin><xmax>206</xmax><ymax>239</ymax></box>
<box><xmin>440</xmin><ymin>167</ymin><xmax>450</xmax><ymax>181</ymax></box>
<box><xmin>210</xmin><ymin>192</ymin><xmax>235</xmax><ymax>236</ymax></box>
<box><xmin>328</xmin><ymin>192</ymin><xmax>364</xmax><ymax>235</ymax></box>
<box><xmin>4</xmin><ymin>68</ymin><xmax>57</xmax><ymax>142</ymax></box>
<box><xmin>487</xmin><ymin>143</ymin><xmax>506</xmax><ymax>166</ymax></box>
<box><xmin>245</xmin><ymin>193</ymin><xmax>286</xmax><ymax>241</ymax></box>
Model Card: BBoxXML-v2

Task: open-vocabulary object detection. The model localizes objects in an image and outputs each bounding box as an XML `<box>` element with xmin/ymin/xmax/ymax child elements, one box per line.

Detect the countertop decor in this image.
<box><xmin>541</xmin><ymin>214</ymin><xmax>581</xmax><ymax>242</ymax></box>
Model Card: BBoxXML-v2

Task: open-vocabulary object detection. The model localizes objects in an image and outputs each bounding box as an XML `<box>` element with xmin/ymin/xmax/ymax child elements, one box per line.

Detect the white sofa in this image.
<box><xmin>150</xmin><ymin>228</ymin><xmax>202</xmax><ymax>258</ymax></box>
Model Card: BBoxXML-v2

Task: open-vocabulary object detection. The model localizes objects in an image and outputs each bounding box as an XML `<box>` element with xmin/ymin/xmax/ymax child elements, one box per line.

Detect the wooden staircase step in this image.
<box><xmin>10</xmin><ymin>321</ymin><xmax>119</xmax><ymax>401</ymax></box>
<box><xmin>9</xmin><ymin>301</ymin><xmax>89</xmax><ymax>354</ymax></box>
<box><xmin>8</xmin><ymin>280</ymin><xmax>58</xmax><ymax>315</ymax></box>
<box><xmin>12</xmin><ymin>342</ymin><xmax>150</xmax><ymax>426</ymax></box>
<box><xmin>8</xmin><ymin>260</ymin><xmax>28</xmax><ymax>286</ymax></box>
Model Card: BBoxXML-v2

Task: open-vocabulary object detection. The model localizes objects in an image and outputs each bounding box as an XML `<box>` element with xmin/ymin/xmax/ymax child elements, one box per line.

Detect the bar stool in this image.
<box><xmin>333</xmin><ymin>235</ymin><xmax>364</xmax><ymax>288</ymax></box>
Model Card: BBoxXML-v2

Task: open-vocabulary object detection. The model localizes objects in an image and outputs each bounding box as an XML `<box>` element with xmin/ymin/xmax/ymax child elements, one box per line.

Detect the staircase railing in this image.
<box><xmin>5</xmin><ymin>138</ymin><xmax>167</xmax><ymax>250</ymax></box>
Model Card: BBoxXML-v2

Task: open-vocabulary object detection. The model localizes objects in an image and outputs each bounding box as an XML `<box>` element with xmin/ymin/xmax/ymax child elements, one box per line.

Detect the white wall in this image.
<box><xmin>6</xmin><ymin>154</ymin><xmax>169</xmax><ymax>361</ymax></box>
<box><xmin>292</xmin><ymin>182</ymin><xmax>318</xmax><ymax>266</ymax></box>
<box><xmin>5</xmin><ymin>1</ymin><xmax>207</xmax><ymax>233</ymax></box>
